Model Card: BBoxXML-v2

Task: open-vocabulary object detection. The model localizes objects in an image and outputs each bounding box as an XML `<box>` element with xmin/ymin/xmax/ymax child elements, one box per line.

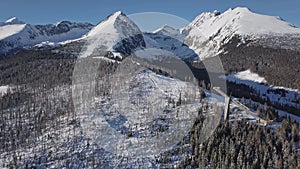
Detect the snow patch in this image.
<box><xmin>0</xmin><ymin>85</ymin><xmax>11</xmax><ymax>96</ymax></box>
<box><xmin>34</xmin><ymin>41</ymin><xmax>58</xmax><ymax>48</ymax></box>
<box><xmin>5</xmin><ymin>17</ymin><xmax>25</xmax><ymax>24</ymax></box>
<box><xmin>229</xmin><ymin>69</ymin><xmax>266</xmax><ymax>83</ymax></box>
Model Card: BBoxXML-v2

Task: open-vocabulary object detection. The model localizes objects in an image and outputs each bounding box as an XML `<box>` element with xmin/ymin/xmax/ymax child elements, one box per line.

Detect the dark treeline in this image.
<box><xmin>177</xmin><ymin>108</ymin><xmax>300</xmax><ymax>169</ymax></box>
<box><xmin>0</xmin><ymin>49</ymin><xmax>76</xmax><ymax>88</ymax></box>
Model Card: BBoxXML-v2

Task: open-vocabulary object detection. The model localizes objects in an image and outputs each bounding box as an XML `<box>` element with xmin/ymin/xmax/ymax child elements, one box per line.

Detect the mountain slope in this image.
<box><xmin>142</xmin><ymin>25</ymin><xmax>198</xmax><ymax>61</ymax></box>
<box><xmin>182</xmin><ymin>7</ymin><xmax>300</xmax><ymax>59</ymax></box>
<box><xmin>0</xmin><ymin>17</ymin><xmax>93</xmax><ymax>54</ymax></box>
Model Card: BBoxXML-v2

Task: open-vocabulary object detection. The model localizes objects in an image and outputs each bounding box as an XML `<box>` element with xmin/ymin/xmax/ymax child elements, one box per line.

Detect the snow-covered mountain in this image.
<box><xmin>153</xmin><ymin>25</ymin><xmax>182</xmax><ymax>38</ymax></box>
<box><xmin>143</xmin><ymin>25</ymin><xmax>198</xmax><ymax>61</ymax></box>
<box><xmin>182</xmin><ymin>7</ymin><xmax>300</xmax><ymax>59</ymax></box>
<box><xmin>0</xmin><ymin>17</ymin><xmax>93</xmax><ymax>54</ymax></box>
<box><xmin>81</xmin><ymin>11</ymin><xmax>145</xmax><ymax>59</ymax></box>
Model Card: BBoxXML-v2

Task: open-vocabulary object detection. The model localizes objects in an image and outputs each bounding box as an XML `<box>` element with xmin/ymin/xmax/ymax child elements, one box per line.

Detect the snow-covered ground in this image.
<box><xmin>223</xmin><ymin>70</ymin><xmax>300</xmax><ymax>122</ymax></box>
<box><xmin>234</xmin><ymin>97</ymin><xmax>300</xmax><ymax>124</ymax></box>
<box><xmin>2</xmin><ymin>61</ymin><xmax>292</xmax><ymax>168</ymax></box>
<box><xmin>0</xmin><ymin>85</ymin><xmax>11</xmax><ymax>96</ymax></box>
<box><xmin>0</xmin><ymin>64</ymin><xmax>226</xmax><ymax>168</ymax></box>
<box><xmin>228</xmin><ymin>102</ymin><xmax>258</xmax><ymax>124</ymax></box>
<box><xmin>227</xmin><ymin>69</ymin><xmax>266</xmax><ymax>83</ymax></box>
<box><xmin>80</xmin><ymin>68</ymin><xmax>202</xmax><ymax>158</ymax></box>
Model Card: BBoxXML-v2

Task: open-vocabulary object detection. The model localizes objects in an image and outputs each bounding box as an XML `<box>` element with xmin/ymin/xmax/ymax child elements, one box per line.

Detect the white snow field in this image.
<box><xmin>230</xmin><ymin>69</ymin><xmax>267</xmax><ymax>83</ymax></box>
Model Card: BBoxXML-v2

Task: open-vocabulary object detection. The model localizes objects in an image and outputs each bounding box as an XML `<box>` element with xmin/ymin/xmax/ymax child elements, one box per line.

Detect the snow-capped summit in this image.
<box><xmin>86</xmin><ymin>11</ymin><xmax>138</xmax><ymax>38</ymax></box>
<box><xmin>183</xmin><ymin>10</ymin><xmax>220</xmax><ymax>31</ymax></box>
<box><xmin>0</xmin><ymin>17</ymin><xmax>93</xmax><ymax>54</ymax></box>
<box><xmin>5</xmin><ymin>17</ymin><xmax>25</xmax><ymax>25</ymax></box>
<box><xmin>82</xmin><ymin>11</ymin><xmax>145</xmax><ymax>58</ymax></box>
<box><xmin>182</xmin><ymin>7</ymin><xmax>300</xmax><ymax>59</ymax></box>
<box><xmin>153</xmin><ymin>25</ymin><xmax>180</xmax><ymax>37</ymax></box>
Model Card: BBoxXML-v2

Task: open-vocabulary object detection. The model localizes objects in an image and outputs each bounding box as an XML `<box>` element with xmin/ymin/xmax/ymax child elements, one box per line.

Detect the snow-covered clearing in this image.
<box><xmin>228</xmin><ymin>69</ymin><xmax>266</xmax><ymax>83</ymax></box>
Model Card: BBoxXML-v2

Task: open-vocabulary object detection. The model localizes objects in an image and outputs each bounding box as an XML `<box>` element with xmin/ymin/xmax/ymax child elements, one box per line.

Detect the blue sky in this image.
<box><xmin>1</xmin><ymin>0</ymin><xmax>300</xmax><ymax>31</ymax></box>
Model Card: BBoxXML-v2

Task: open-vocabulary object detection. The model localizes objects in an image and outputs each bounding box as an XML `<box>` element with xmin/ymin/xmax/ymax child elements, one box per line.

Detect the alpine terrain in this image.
<box><xmin>0</xmin><ymin>7</ymin><xmax>300</xmax><ymax>169</ymax></box>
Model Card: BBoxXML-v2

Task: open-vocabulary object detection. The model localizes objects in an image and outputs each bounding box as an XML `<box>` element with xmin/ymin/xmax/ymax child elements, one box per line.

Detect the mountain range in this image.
<box><xmin>1</xmin><ymin>7</ymin><xmax>300</xmax><ymax>60</ymax></box>
<box><xmin>0</xmin><ymin>17</ymin><xmax>93</xmax><ymax>53</ymax></box>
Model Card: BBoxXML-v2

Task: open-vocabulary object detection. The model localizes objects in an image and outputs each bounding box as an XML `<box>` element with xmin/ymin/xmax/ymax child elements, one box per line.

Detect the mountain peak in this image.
<box><xmin>55</xmin><ymin>21</ymin><xmax>73</xmax><ymax>27</ymax></box>
<box><xmin>107</xmin><ymin>11</ymin><xmax>126</xmax><ymax>20</ymax></box>
<box><xmin>212</xmin><ymin>10</ymin><xmax>221</xmax><ymax>16</ymax></box>
<box><xmin>162</xmin><ymin>24</ymin><xmax>175</xmax><ymax>29</ymax></box>
<box><xmin>153</xmin><ymin>24</ymin><xmax>177</xmax><ymax>34</ymax></box>
<box><xmin>188</xmin><ymin>6</ymin><xmax>300</xmax><ymax>36</ymax></box>
<box><xmin>82</xmin><ymin>11</ymin><xmax>145</xmax><ymax>58</ymax></box>
<box><xmin>231</xmin><ymin>7</ymin><xmax>252</xmax><ymax>13</ymax></box>
<box><xmin>182</xmin><ymin>6</ymin><xmax>300</xmax><ymax>59</ymax></box>
<box><xmin>5</xmin><ymin>17</ymin><xmax>25</xmax><ymax>24</ymax></box>
<box><xmin>87</xmin><ymin>10</ymin><xmax>137</xmax><ymax>38</ymax></box>
<box><xmin>113</xmin><ymin>11</ymin><xmax>125</xmax><ymax>16</ymax></box>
